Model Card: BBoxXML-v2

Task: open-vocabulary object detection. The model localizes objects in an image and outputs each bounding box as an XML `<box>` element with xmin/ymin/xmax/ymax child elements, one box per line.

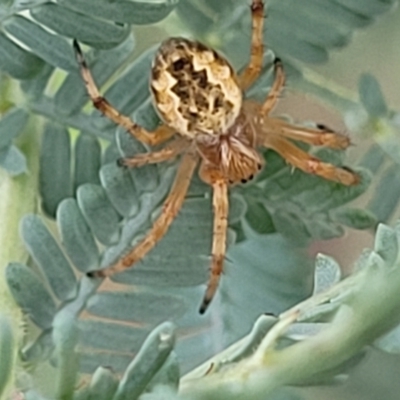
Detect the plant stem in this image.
<box><xmin>180</xmin><ymin>264</ymin><xmax>400</xmax><ymax>400</ymax></box>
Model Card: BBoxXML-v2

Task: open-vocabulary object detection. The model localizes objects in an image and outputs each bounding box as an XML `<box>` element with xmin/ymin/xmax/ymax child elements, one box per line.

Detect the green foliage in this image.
<box><xmin>0</xmin><ymin>107</ymin><xmax>29</xmax><ymax>175</ymax></box>
<box><xmin>0</xmin><ymin>316</ymin><xmax>13</xmax><ymax>398</ymax></box>
<box><xmin>0</xmin><ymin>0</ymin><xmax>399</xmax><ymax>399</ymax></box>
<box><xmin>5</xmin><ymin>218</ymin><xmax>400</xmax><ymax>399</ymax></box>
<box><xmin>178</xmin><ymin>220</ymin><xmax>400</xmax><ymax>399</ymax></box>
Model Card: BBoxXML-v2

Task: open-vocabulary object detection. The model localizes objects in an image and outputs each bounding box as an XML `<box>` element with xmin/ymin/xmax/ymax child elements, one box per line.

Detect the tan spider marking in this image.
<box><xmin>74</xmin><ymin>0</ymin><xmax>359</xmax><ymax>314</ymax></box>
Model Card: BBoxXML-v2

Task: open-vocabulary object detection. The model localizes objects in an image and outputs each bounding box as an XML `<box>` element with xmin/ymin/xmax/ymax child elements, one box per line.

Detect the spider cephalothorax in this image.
<box><xmin>74</xmin><ymin>0</ymin><xmax>359</xmax><ymax>314</ymax></box>
<box><xmin>196</xmin><ymin>113</ymin><xmax>264</xmax><ymax>184</ymax></box>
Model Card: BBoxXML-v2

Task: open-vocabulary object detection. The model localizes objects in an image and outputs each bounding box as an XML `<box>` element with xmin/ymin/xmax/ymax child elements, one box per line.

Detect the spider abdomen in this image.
<box><xmin>150</xmin><ymin>37</ymin><xmax>242</xmax><ymax>138</ymax></box>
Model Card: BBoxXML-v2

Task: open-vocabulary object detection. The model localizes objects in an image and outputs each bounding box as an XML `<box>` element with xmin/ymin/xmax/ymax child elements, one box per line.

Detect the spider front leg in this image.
<box><xmin>261</xmin><ymin>58</ymin><xmax>285</xmax><ymax>115</ymax></box>
<box><xmin>119</xmin><ymin>137</ymin><xmax>190</xmax><ymax>168</ymax></box>
<box><xmin>73</xmin><ymin>40</ymin><xmax>174</xmax><ymax>146</ymax></box>
<box><xmin>199</xmin><ymin>164</ymin><xmax>229</xmax><ymax>314</ymax></box>
<box><xmin>239</xmin><ymin>0</ymin><xmax>265</xmax><ymax>90</ymax></box>
<box><xmin>89</xmin><ymin>150</ymin><xmax>199</xmax><ymax>278</ymax></box>
<box><xmin>267</xmin><ymin>136</ymin><xmax>359</xmax><ymax>185</ymax></box>
<box><xmin>276</xmin><ymin>120</ymin><xmax>351</xmax><ymax>149</ymax></box>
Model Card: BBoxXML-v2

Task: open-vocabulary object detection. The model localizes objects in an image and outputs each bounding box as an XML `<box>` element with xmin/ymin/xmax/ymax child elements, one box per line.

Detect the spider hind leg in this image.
<box><xmin>199</xmin><ymin>166</ymin><xmax>229</xmax><ymax>314</ymax></box>
<box><xmin>87</xmin><ymin>151</ymin><xmax>198</xmax><ymax>278</ymax></box>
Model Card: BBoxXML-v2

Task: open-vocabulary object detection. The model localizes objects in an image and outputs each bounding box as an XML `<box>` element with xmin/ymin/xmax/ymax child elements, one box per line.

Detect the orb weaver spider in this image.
<box><xmin>74</xmin><ymin>0</ymin><xmax>359</xmax><ymax>314</ymax></box>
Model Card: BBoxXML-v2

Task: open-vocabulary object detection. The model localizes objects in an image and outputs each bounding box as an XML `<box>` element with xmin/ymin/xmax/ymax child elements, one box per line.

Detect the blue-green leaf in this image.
<box><xmin>313</xmin><ymin>254</ymin><xmax>341</xmax><ymax>294</ymax></box>
<box><xmin>77</xmin><ymin>183</ymin><xmax>122</xmax><ymax>245</ymax></box>
<box><xmin>0</xmin><ymin>31</ymin><xmax>45</xmax><ymax>79</ymax></box>
<box><xmin>0</xmin><ymin>144</ymin><xmax>27</xmax><ymax>176</ymax></box>
<box><xmin>53</xmin><ymin>313</ymin><xmax>80</xmax><ymax>400</ymax></box>
<box><xmin>4</xmin><ymin>15</ymin><xmax>76</xmax><ymax>71</ymax></box>
<box><xmin>368</xmin><ymin>164</ymin><xmax>400</xmax><ymax>222</ymax></box>
<box><xmin>0</xmin><ymin>315</ymin><xmax>13</xmax><ymax>398</ymax></box>
<box><xmin>78</xmin><ymin>320</ymin><xmax>148</xmax><ymax>354</ymax></box>
<box><xmin>334</xmin><ymin>0</ymin><xmax>395</xmax><ymax>17</ymax></box>
<box><xmin>86</xmin><ymin>290</ymin><xmax>187</xmax><ymax>324</ymax></box>
<box><xmin>359</xmin><ymin>73</ymin><xmax>388</xmax><ymax>118</ymax></box>
<box><xmin>30</xmin><ymin>3</ymin><xmax>130</xmax><ymax>49</ymax></box>
<box><xmin>74</xmin><ymin>134</ymin><xmax>101</xmax><ymax>191</ymax></box>
<box><xmin>332</xmin><ymin>207</ymin><xmax>377</xmax><ymax>230</ymax></box>
<box><xmin>20</xmin><ymin>215</ymin><xmax>76</xmax><ymax>301</ymax></box>
<box><xmin>358</xmin><ymin>144</ymin><xmax>386</xmax><ymax>174</ymax></box>
<box><xmin>57</xmin><ymin>198</ymin><xmax>100</xmax><ymax>273</ymax></box>
<box><xmin>39</xmin><ymin>123</ymin><xmax>72</xmax><ymax>217</ymax></box>
<box><xmin>6</xmin><ymin>263</ymin><xmax>56</xmax><ymax>329</ymax></box>
<box><xmin>20</xmin><ymin>63</ymin><xmax>54</xmax><ymax>100</ymax></box>
<box><xmin>0</xmin><ymin>107</ymin><xmax>29</xmax><ymax>149</ymax></box>
<box><xmin>374</xmin><ymin>224</ymin><xmax>398</xmax><ymax>268</ymax></box>
<box><xmin>21</xmin><ymin>330</ymin><xmax>54</xmax><ymax>363</ymax></box>
<box><xmin>58</xmin><ymin>0</ymin><xmax>179</xmax><ymax>25</ymax></box>
<box><xmin>244</xmin><ymin>199</ymin><xmax>275</xmax><ymax>235</ymax></box>
<box><xmin>100</xmin><ymin>162</ymin><xmax>140</xmax><ymax>218</ymax></box>
<box><xmin>145</xmin><ymin>352</ymin><xmax>180</xmax><ymax>392</ymax></box>
<box><xmin>113</xmin><ymin>322</ymin><xmax>175</xmax><ymax>400</ymax></box>
<box><xmin>89</xmin><ymin>367</ymin><xmax>118</xmax><ymax>400</ymax></box>
<box><xmin>221</xmin><ymin>234</ymin><xmax>313</xmax><ymax>340</ymax></box>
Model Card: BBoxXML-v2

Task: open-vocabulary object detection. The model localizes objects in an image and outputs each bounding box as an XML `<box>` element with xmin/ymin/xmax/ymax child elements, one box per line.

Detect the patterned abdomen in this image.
<box><xmin>150</xmin><ymin>38</ymin><xmax>242</xmax><ymax>138</ymax></box>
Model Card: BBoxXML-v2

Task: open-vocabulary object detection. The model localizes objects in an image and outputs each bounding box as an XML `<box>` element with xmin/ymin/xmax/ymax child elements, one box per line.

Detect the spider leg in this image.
<box><xmin>198</xmin><ymin>166</ymin><xmax>229</xmax><ymax>314</ymax></box>
<box><xmin>266</xmin><ymin>136</ymin><xmax>359</xmax><ymax>185</ymax></box>
<box><xmin>89</xmin><ymin>150</ymin><xmax>199</xmax><ymax>278</ymax></box>
<box><xmin>274</xmin><ymin>120</ymin><xmax>351</xmax><ymax>149</ymax></box>
<box><xmin>73</xmin><ymin>40</ymin><xmax>174</xmax><ymax>146</ymax></box>
<box><xmin>239</xmin><ymin>0</ymin><xmax>265</xmax><ymax>90</ymax></box>
<box><xmin>261</xmin><ymin>58</ymin><xmax>285</xmax><ymax>115</ymax></box>
<box><xmin>118</xmin><ymin>137</ymin><xmax>190</xmax><ymax>168</ymax></box>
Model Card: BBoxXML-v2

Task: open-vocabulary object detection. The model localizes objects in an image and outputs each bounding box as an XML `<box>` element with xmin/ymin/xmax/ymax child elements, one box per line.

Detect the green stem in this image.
<box><xmin>180</xmin><ymin>264</ymin><xmax>400</xmax><ymax>400</ymax></box>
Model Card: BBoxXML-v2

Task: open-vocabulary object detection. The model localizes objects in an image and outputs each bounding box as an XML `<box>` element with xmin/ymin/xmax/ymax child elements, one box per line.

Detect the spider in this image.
<box><xmin>73</xmin><ymin>0</ymin><xmax>359</xmax><ymax>314</ymax></box>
